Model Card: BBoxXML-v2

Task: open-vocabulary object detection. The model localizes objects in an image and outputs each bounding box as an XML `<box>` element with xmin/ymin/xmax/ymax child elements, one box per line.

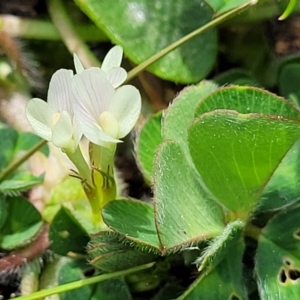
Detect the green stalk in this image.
<box><xmin>82</xmin><ymin>180</ymin><xmax>102</xmax><ymax>226</ymax></box>
<box><xmin>0</xmin><ymin>15</ymin><xmax>108</xmax><ymax>41</ymax></box>
<box><xmin>229</xmin><ymin>0</ymin><xmax>300</xmax><ymax>24</ymax></box>
<box><xmin>87</xmin><ymin>143</ymin><xmax>117</xmax><ymax>225</ymax></box>
<box><xmin>125</xmin><ymin>0</ymin><xmax>257</xmax><ymax>83</ymax></box>
<box><xmin>65</xmin><ymin>146</ymin><xmax>93</xmax><ymax>187</ymax></box>
<box><xmin>13</xmin><ymin>262</ymin><xmax>155</xmax><ymax>300</ymax></box>
<box><xmin>91</xmin><ymin>143</ymin><xmax>116</xmax><ymax>178</ymax></box>
<box><xmin>278</xmin><ymin>0</ymin><xmax>298</xmax><ymax>20</ymax></box>
<box><xmin>47</xmin><ymin>0</ymin><xmax>100</xmax><ymax>68</ymax></box>
<box><xmin>244</xmin><ymin>222</ymin><xmax>262</xmax><ymax>241</ymax></box>
<box><xmin>65</xmin><ymin>145</ymin><xmax>104</xmax><ymax>226</ymax></box>
<box><xmin>0</xmin><ymin>139</ymin><xmax>46</xmax><ymax>182</ymax></box>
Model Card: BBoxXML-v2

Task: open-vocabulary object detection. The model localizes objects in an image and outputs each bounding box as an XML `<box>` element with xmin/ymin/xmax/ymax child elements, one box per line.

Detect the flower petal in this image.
<box><xmin>47</xmin><ymin>69</ymin><xmax>73</xmax><ymax>113</ymax></box>
<box><xmin>52</xmin><ymin>110</ymin><xmax>74</xmax><ymax>150</ymax></box>
<box><xmin>101</xmin><ymin>45</ymin><xmax>123</xmax><ymax>72</ymax></box>
<box><xmin>78</xmin><ymin>120</ymin><xmax>121</xmax><ymax>147</ymax></box>
<box><xmin>26</xmin><ymin>98</ymin><xmax>56</xmax><ymax>141</ymax></box>
<box><xmin>72</xmin><ymin>68</ymin><xmax>115</xmax><ymax>122</ymax></box>
<box><xmin>99</xmin><ymin>111</ymin><xmax>120</xmax><ymax>139</ymax></box>
<box><xmin>109</xmin><ymin>85</ymin><xmax>141</xmax><ymax>138</ymax></box>
<box><xmin>106</xmin><ymin>67</ymin><xmax>127</xmax><ymax>88</ymax></box>
<box><xmin>72</xmin><ymin>118</ymin><xmax>83</xmax><ymax>148</ymax></box>
<box><xmin>74</xmin><ymin>54</ymin><xmax>85</xmax><ymax>74</ymax></box>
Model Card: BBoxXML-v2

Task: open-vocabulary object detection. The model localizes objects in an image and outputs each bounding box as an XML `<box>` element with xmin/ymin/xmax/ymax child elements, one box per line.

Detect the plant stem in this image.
<box><xmin>82</xmin><ymin>180</ymin><xmax>103</xmax><ymax>226</ymax></box>
<box><xmin>0</xmin><ymin>139</ymin><xmax>46</xmax><ymax>182</ymax></box>
<box><xmin>13</xmin><ymin>262</ymin><xmax>155</xmax><ymax>300</ymax></box>
<box><xmin>87</xmin><ymin>143</ymin><xmax>117</xmax><ymax>225</ymax></box>
<box><xmin>47</xmin><ymin>0</ymin><xmax>100</xmax><ymax>68</ymax></box>
<box><xmin>125</xmin><ymin>0</ymin><xmax>257</xmax><ymax>83</ymax></box>
<box><xmin>0</xmin><ymin>15</ymin><xmax>108</xmax><ymax>41</ymax></box>
<box><xmin>244</xmin><ymin>222</ymin><xmax>262</xmax><ymax>241</ymax></box>
<box><xmin>230</xmin><ymin>0</ymin><xmax>300</xmax><ymax>24</ymax></box>
<box><xmin>278</xmin><ymin>0</ymin><xmax>298</xmax><ymax>20</ymax></box>
<box><xmin>65</xmin><ymin>145</ymin><xmax>107</xmax><ymax>226</ymax></box>
<box><xmin>65</xmin><ymin>146</ymin><xmax>93</xmax><ymax>187</ymax></box>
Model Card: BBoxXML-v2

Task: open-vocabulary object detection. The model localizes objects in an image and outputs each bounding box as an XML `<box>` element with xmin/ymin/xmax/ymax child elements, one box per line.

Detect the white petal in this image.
<box><xmin>106</xmin><ymin>67</ymin><xmax>127</xmax><ymax>88</ymax></box>
<box><xmin>26</xmin><ymin>98</ymin><xmax>56</xmax><ymax>141</ymax></box>
<box><xmin>109</xmin><ymin>85</ymin><xmax>141</xmax><ymax>138</ymax></box>
<box><xmin>101</xmin><ymin>45</ymin><xmax>123</xmax><ymax>72</ymax></box>
<box><xmin>52</xmin><ymin>110</ymin><xmax>74</xmax><ymax>149</ymax></box>
<box><xmin>47</xmin><ymin>69</ymin><xmax>73</xmax><ymax>113</ymax></box>
<box><xmin>78</xmin><ymin>120</ymin><xmax>121</xmax><ymax>147</ymax></box>
<box><xmin>72</xmin><ymin>68</ymin><xmax>115</xmax><ymax>122</ymax></box>
<box><xmin>99</xmin><ymin>111</ymin><xmax>119</xmax><ymax>139</ymax></box>
<box><xmin>73</xmin><ymin>96</ymin><xmax>100</xmax><ymax>135</ymax></box>
<box><xmin>74</xmin><ymin>54</ymin><xmax>85</xmax><ymax>74</ymax></box>
<box><xmin>72</xmin><ymin>117</ymin><xmax>83</xmax><ymax>148</ymax></box>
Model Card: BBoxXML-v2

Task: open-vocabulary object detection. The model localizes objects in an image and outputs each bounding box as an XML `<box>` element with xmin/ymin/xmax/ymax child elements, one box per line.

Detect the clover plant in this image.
<box><xmin>1</xmin><ymin>0</ymin><xmax>300</xmax><ymax>299</ymax></box>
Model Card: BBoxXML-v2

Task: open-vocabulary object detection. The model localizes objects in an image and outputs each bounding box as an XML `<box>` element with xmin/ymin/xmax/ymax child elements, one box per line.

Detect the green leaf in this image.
<box><xmin>153</xmin><ymin>140</ymin><xmax>224</xmax><ymax>252</ymax></box>
<box><xmin>196</xmin><ymin>220</ymin><xmax>245</xmax><ymax>271</ymax></box>
<box><xmin>102</xmin><ymin>199</ymin><xmax>161</xmax><ymax>252</ymax></box>
<box><xmin>195</xmin><ymin>86</ymin><xmax>300</xmax><ymax>118</ymax></box>
<box><xmin>0</xmin><ymin>128</ymin><xmax>48</xmax><ymax>174</ymax></box>
<box><xmin>258</xmin><ymin>138</ymin><xmax>300</xmax><ymax>212</ymax></box>
<box><xmin>180</xmin><ymin>221</ymin><xmax>246</xmax><ymax>299</ymax></box>
<box><xmin>0</xmin><ymin>127</ymin><xmax>18</xmax><ymax>171</ymax></box>
<box><xmin>136</xmin><ymin>112</ymin><xmax>163</xmax><ymax>183</ymax></box>
<box><xmin>91</xmin><ymin>279</ymin><xmax>132</xmax><ymax>300</ymax></box>
<box><xmin>49</xmin><ymin>206</ymin><xmax>89</xmax><ymax>255</ymax></box>
<box><xmin>0</xmin><ymin>196</ymin><xmax>43</xmax><ymax>250</ymax></box>
<box><xmin>88</xmin><ymin>231</ymin><xmax>156</xmax><ymax>272</ymax></box>
<box><xmin>137</xmin><ymin>82</ymin><xmax>218</xmax><ymax>184</ymax></box>
<box><xmin>255</xmin><ymin>204</ymin><xmax>300</xmax><ymax>299</ymax></box>
<box><xmin>163</xmin><ymin>81</ymin><xmax>218</xmax><ymax>154</ymax></box>
<box><xmin>0</xmin><ymin>172</ymin><xmax>44</xmax><ymax>195</ymax></box>
<box><xmin>0</xmin><ymin>128</ymin><xmax>48</xmax><ymax>193</ymax></box>
<box><xmin>188</xmin><ymin>111</ymin><xmax>300</xmax><ymax>215</ymax></box>
<box><xmin>75</xmin><ymin>0</ymin><xmax>217</xmax><ymax>83</ymax></box>
<box><xmin>192</xmin><ymin>86</ymin><xmax>300</xmax><ymax>213</ymax></box>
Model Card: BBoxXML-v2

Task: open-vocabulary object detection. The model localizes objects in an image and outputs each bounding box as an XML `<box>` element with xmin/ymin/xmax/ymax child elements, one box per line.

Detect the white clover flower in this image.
<box><xmin>74</xmin><ymin>45</ymin><xmax>127</xmax><ymax>88</ymax></box>
<box><xmin>26</xmin><ymin>45</ymin><xmax>140</xmax><ymax>151</ymax></box>
<box><xmin>72</xmin><ymin>67</ymin><xmax>141</xmax><ymax>147</ymax></box>
<box><xmin>26</xmin><ymin>69</ymin><xmax>81</xmax><ymax>152</ymax></box>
